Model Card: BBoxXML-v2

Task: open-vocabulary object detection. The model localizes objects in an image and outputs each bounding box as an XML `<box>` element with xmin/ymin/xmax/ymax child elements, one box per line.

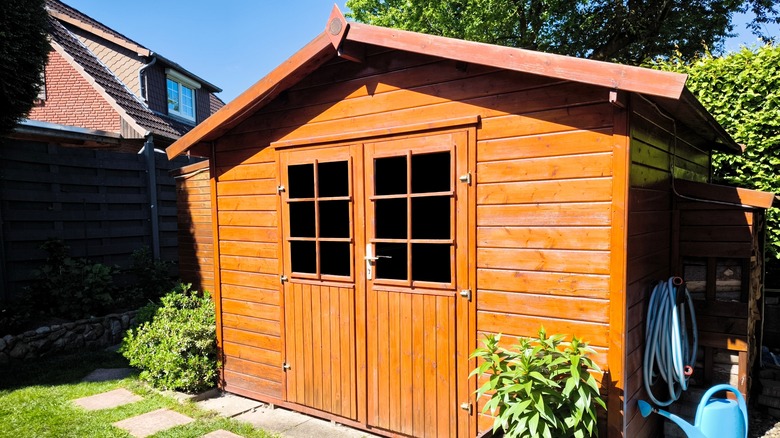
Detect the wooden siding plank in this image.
<box><xmin>477</xmin><ymin>290</ymin><xmax>609</xmax><ymax>323</ymax></box>
<box><xmin>222</xmin><ymin>327</ymin><xmax>281</xmax><ymax>352</ymax></box>
<box><xmin>477</xmin><ymin>226</ymin><xmax>611</xmax><ymax>251</ymax></box>
<box><xmin>477</xmin><ymin>247</ymin><xmax>611</xmax><ymax>275</ymax></box>
<box><xmin>222</xmin><ymin>313</ymin><xmax>280</xmax><ymax>337</ymax></box>
<box><xmin>477</xmin><ymin>129</ymin><xmax>613</xmax><ymax>162</ymax></box>
<box><xmin>477</xmin><ymin>153</ymin><xmax>612</xmax><ymax>183</ymax></box>
<box><xmin>477</xmin><ymin>202</ymin><xmax>612</xmax><ymax>226</ymax></box>
<box><xmin>477</xmin><ymin>269</ymin><xmax>609</xmax><ymax>299</ymax></box>
<box><xmin>477</xmin><ymin>178</ymin><xmax>613</xmax><ymax>204</ymax></box>
<box><xmin>478</xmin><ymin>311</ymin><xmax>608</xmax><ymax>347</ymax></box>
<box><xmin>220</xmin><ymin>241</ymin><xmax>278</xmax><ymax>259</ymax></box>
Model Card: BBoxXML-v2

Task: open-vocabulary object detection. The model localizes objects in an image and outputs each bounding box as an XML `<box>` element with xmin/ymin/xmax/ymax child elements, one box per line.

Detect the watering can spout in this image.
<box><xmin>638</xmin><ymin>384</ymin><xmax>748</xmax><ymax>438</ymax></box>
<box><xmin>637</xmin><ymin>400</ymin><xmax>707</xmax><ymax>438</ymax></box>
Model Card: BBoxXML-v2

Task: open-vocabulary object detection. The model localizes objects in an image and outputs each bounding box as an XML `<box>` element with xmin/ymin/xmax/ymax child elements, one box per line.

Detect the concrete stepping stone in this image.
<box><xmin>113</xmin><ymin>408</ymin><xmax>194</xmax><ymax>437</ymax></box>
<box><xmin>73</xmin><ymin>388</ymin><xmax>143</xmax><ymax>411</ymax></box>
<box><xmin>82</xmin><ymin>368</ymin><xmax>135</xmax><ymax>382</ymax></box>
<box><xmin>201</xmin><ymin>430</ymin><xmax>244</xmax><ymax>438</ymax></box>
<box><xmin>196</xmin><ymin>393</ymin><xmax>263</xmax><ymax>417</ymax></box>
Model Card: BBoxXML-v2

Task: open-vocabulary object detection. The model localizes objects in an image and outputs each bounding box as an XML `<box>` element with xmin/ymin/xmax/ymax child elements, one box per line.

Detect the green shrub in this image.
<box><xmin>27</xmin><ymin>240</ymin><xmax>119</xmax><ymax>319</ymax></box>
<box><xmin>471</xmin><ymin>328</ymin><xmax>605</xmax><ymax>438</ymax></box>
<box><xmin>121</xmin><ymin>283</ymin><xmax>218</xmax><ymax>393</ymax></box>
<box><xmin>128</xmin><ymin>245</ymin><xmax>174</xmax><ymax>301</ymax></box>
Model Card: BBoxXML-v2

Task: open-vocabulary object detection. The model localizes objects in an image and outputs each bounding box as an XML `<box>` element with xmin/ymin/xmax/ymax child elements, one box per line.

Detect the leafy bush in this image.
<box><xmin>128</xmin><ymin>245</ymin><xmax>174</xmax><ymax>301</ymax></box>
<box><xmin>656</xmin><ymin>45</ymin><xmax>780</xmax><ymax>286</ymax></box>
<box><xmin>471</xmin><ymin>328</ymin><xmax>605</xmax><ymax>438</ymax></box>
<box><xmin>27</xmin><ymin>240</ymin><xmax>119</xmax><ymax>319</ymax></box>
<box><xmin>121</xmin><ymin>283</ymin><xmax>218</xmax><ymax>393</ymax></box>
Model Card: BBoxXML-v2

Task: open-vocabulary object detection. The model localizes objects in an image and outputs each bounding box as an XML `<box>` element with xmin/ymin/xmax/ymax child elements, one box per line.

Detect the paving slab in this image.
<box><xmin>81</xmin><ymin>368</ymin><xmax>135</xmax><ymax>382</ymax></box>
<box><xmin>113</xmin><ymin>408</ymin><xmax>194</xmax><ymax>437</ymax></box>
<box><xmin>196</xmin><ymin>393</ymin><xmax>264</xmax><ymax>417</ymax></box>
<box><xmin>281</xmin><ymin>416</ymin><xmax>378</xmax><ymax>438</ymax></box>
<box><xmin>234</xmin><ymin>404</ymin><xmax>309</xmax><ymax>433</ymax></box>
<box><xmin>72</xmin><ymin>388</ymin><xmax>143</xmax><ymax>411</ymax></box>
<box><xmin>201</xmin><ymin>430</ymin><xmax>244</xmax><ymax>438</ymax></box>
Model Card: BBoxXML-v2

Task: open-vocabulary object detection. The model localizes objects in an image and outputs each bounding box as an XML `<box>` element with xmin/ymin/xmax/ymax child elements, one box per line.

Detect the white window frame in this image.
<box><xmin>165</xmin><ymin>68</ymin><xmax>200</xmax><ymax>122</ymax></box>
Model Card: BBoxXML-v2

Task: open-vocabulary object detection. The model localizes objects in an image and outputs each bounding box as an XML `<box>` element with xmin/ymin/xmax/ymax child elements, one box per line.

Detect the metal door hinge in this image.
<box><xmin>282</xmin><ymin>362</ymin><xmax>291</xmax><ymax>371</ymax></box>
<box><xmin>459</xmin><ymin>172</ymin><xmax>472</xmax><ymax>185</ymax></box>
<box><xmin>277</xmin><ymin>185</ymin><xmax>285</xmax><ymax>194</ymax></box>
<box><xmin>460</xmin><ymin>402</ymin><xmax>472</xmax><ymax>415</ymax></box>
<box><xmin>459</xmin><ymin>289</ymin><xmax>472</xmax><ymax>301</ymax></box>
<box><xmin>280</xmin><ymin>275</ymin><xmax>288</xmax><ymax>283</ymax></box>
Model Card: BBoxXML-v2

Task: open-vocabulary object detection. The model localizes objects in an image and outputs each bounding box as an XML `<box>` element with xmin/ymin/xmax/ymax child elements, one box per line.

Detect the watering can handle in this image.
<box><xmin>694</xmin><ymin>384</ymin><xmax>748</xmax><ymax>438</ymax></box>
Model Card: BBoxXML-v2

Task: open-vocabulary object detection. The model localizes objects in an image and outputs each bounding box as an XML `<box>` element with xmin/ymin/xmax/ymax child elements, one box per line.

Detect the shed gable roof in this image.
<box><xmin>166</xmin><ymin>7</ymin><xmax>740</xmax><ymax>158</ymax></box>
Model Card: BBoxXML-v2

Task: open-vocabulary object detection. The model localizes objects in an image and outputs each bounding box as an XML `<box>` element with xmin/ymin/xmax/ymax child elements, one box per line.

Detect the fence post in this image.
<box><xmin>144</xmin><ymin>135</ymin><xmax>160</xmax><ymax>260</ymax></box>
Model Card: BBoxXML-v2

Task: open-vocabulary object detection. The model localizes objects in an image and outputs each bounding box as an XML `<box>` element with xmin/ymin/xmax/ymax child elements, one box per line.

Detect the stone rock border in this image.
<box><xmin>0</xmin><ymin>310</ymin><xmax>137</xmax><ymax>364</ymax></box>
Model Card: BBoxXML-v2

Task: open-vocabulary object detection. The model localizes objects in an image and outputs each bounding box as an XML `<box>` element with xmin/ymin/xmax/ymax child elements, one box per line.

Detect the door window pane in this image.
<box><xmin>375</xmin><ymin>156</ymin><xmax>407</xmax><ymax>195</ymax></box>
<box><xmin>375</xmin><ymin>198</ymin><xmax>407</xmax><ymax>239</ymax></box>
<box><xmin>412</xmin><ymin>244</ymin><xmax>450</xmax><ymax>283</ymax></box>
<box><xmin>375</xmin><ymin>242</ymin><xmax>407</xmax><ymax>280</ymax></box>
<box><xmin>318</xmin><ymin>161</ymin><xmax>349</xmax><ymax>197</ymax></box>
<box><xmin>320</xmin><ymin>241</ymin><xmax>351</xmax><ymax>276</ymax></box>
<box><xmin>412</xmin><ymin>152</ymin><xmax>450</xmax><ymax>193</ymax></box>
<box><xmin>319</xmin><ymin>200</ymin><xmax>350</xmax><ymax>238</ymax></box>
<box><xmin>289</xmin><ymin>202</ymin><xmax>315</xmax><ymax>237</ymax></box>
<box><xmin>411</xmin><ymin>196</ymin><xmax>450</xmax><ymax>239</ymax></box>
<box><xmin>291</xmin><ymin>241</ymin><xmax>316</xmax><ymax>274</ymax></box>
<box><xmin>288</xmin><ymin>164</ymin><xmax>315</xmax><ymax>198</ymax></box>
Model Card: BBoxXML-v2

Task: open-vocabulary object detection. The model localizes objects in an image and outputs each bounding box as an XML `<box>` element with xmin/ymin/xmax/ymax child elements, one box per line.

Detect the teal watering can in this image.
<box><xmin>638</xmin><ymin>384</ymin><xmax>748</xmax><ymax>438</ymax></box>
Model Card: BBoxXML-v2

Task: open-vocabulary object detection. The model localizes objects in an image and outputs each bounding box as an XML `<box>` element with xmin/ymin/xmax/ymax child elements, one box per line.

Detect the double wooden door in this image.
<box><xmin>279</xmin><ymin>131</ymin><xmax>471</xmax><ymax>437</ymax></box>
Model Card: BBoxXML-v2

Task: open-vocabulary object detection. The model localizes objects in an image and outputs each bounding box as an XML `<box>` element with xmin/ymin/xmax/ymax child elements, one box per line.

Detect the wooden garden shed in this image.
<box><xmin>167</xmin><ymin>8</ymin><xmax>776</xmax><ymax>438</ymax></box>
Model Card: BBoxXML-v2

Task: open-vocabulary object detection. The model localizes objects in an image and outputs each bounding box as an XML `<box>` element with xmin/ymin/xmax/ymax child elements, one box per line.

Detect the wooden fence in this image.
<box><xmin>0</xmin><ymin>138</ymin><xmax>196</xmax><ymax>301</ymax></box>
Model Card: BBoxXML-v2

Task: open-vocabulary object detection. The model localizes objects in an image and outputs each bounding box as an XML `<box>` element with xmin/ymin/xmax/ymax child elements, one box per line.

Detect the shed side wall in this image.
<box><xmin>624</xmin><ymin>96</ymin><xmax>712</xmax><ymax>438</ymax></box>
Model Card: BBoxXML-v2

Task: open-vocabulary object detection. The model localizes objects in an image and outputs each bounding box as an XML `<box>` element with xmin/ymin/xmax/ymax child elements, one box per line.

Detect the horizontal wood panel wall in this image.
<box><xmin>624</xmin><ymin>96</ymin><xmax>712</xmax><ymax>438</ymax></box>
<box><xmin>174</xmin><ymin>160</ymin><xmax>213</xmax><ymax>294</ymax></box>
<box><xmin>0</xmin><ymin>139</ymin><xmax>189</xmax><ymax>300</ymax></box>
<box><xmin>212</xmin><ymin>47</ymin><xmax>622</xmax><ymax>431</ymax></box>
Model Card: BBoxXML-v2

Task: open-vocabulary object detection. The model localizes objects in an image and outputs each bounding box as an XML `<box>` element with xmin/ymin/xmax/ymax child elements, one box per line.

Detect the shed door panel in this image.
<box><xmin>364</xmin><ymin>132</ymin><xmax>469</xmax><ymax>436</ymax></box>
<box><xmin>280</xmin><ymin>146</ymin><xmax>358</xmax><ymax>420</ymax></box>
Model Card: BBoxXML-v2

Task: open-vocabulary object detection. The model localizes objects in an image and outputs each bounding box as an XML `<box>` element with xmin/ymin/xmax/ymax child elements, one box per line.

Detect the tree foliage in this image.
<box><xmin>0</xmin><ymin>0</ymin><xmax>50</xmax><ymax>136</ymax></box>
<box><xmin>346</xmin><ymin>0</ymin><xmax>780</xmax><ymax>64</ymax></box>
<box><xmin>656</xmin><ymin>45</ymin><xmax>780</xmax><ymax>283</ymax></box>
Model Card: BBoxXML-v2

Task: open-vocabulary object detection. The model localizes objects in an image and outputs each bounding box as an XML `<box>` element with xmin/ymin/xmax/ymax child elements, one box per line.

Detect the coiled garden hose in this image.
<box><xmin>643</xmin><ymin>277</ymin><xmax>698</xmax><ymax>406</ymax></box>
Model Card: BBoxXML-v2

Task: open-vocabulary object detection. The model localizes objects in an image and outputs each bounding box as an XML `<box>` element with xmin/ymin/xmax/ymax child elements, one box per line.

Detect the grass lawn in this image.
<box><xmin>0</xmin><ymin>349</ymin><xmax>275</xmax><ymax>438</ymax></box>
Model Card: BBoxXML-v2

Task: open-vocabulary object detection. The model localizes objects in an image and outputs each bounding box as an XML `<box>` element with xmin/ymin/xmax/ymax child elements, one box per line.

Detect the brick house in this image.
<box><xmin>22</xmin><ymin>0</ymin><xmax>224</xmax><ymax>152</ymax></box>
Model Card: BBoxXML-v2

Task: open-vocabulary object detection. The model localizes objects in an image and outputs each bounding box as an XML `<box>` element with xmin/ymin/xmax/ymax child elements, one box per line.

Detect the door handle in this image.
<box><xmin>364</xmin><ymin>255</ymin><xmax>391</xmax><ymax>261</ymax></box>
<box><xmin>365</xmin><ymin>244</ymin><xmax>390</xmax><ymax>280</ymax></box>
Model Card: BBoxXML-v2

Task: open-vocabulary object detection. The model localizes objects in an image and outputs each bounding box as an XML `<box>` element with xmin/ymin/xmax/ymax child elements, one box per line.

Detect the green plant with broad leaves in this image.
<box><xmin>470</xmin><ymin>328</ymin><xmax>605</xmax><ymax>438</ymax></box>
<box><xmin>121</xmin><ymin>283</ymin><xmax>218</xmax><ymax>393</ymax></box>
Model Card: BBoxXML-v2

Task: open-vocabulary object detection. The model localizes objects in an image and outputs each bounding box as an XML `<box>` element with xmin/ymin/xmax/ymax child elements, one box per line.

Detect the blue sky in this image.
<box><xmin>64</xmin><ymin>1</ymin><xmax>775</xmax><ymax>103</ymax></box>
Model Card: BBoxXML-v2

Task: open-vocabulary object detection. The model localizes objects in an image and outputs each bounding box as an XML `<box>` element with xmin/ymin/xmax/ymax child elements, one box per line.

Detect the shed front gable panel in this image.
<box><xmin>209</xmin><ymin>46</ymin><xmax>622</xmax><ymax>436</ymax></box>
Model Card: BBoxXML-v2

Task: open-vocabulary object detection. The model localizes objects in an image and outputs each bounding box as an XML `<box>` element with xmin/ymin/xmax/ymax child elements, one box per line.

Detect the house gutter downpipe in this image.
<box><xmin>138</xmin><ymin>54</ymin><xmax>157</xmax><ymax>103</ymax></box>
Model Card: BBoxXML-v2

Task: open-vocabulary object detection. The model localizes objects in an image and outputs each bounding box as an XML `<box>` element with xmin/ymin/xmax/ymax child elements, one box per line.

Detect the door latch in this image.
<box><xmin>459</xmin><ymin>172</ymin><xmax>472</xmax><ymax>185</ymax></box>
<box><xmin>365</xmin><ymin>244</ymin><xmax>391</xmax><ymax>280</ymax></box>
<box><xmin>282</xmin><ymin>362</ymin><xmax>291</xmax><ymax>371</ymax></box>
<box><xmin>460</xmin><ymin>402</ymin><xmax>473</xmax><ymax>414</ymax></box>
<box><xmin>459</xmin><ymin>289</ymin><xmax>472</xmax><ymax>301</ymax></box>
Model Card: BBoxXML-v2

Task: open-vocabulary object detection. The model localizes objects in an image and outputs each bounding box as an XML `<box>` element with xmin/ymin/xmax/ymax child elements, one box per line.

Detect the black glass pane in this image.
<box><xmin>375</xmin><ymin>242</ymin><xmax>407</xmax><ymax>280</ymax></box>
<box><xmin>289</xmin><ymin>202</ymin><xmax>315</xmax><ymax>237</ymax></box>
<box><xmin>320</xmin><ymin>241</ymin><xmax>351</xmax><ymax>276</ymax></box>
<box><xmin>412</xmin><ymin>196</ymin><xmax>450</xmax><ymax>240</ymax></box>
<box><xmin>320</xmin><ymin>200</ymin><xmax>350</xmax><ymax>238</ymax></box>
<box><xmin>375</xmin><ymin>156</ymin><xmax>407</xmax><ymax>195</ymax></box>
<box><xmin>318</xmin><ymin>161</ymin><xmax>349</xmax><ymax>197</ymax></box>
<box><xmin>412</xmin><ymin>244</ymin><xmax>451</xmax><ymax>283</ymax></box>
<box><xmin>288</xmin><ymin>164</ymin><xmax>314</xmax><ymax>198</ymax></box>
<box><xmin>412</xmin><ymin>152</ymin><xmax>450</xmax><ymax>193</ymax></box>
<box><xmin>375</xmin><ymin>198</ymin><xmax>407</xmax><ymax>239</ymax></box>
<box><xmin>291</xmin><ymin>241</ymin><xmax>316</xmax><ymax>274</ymax></box>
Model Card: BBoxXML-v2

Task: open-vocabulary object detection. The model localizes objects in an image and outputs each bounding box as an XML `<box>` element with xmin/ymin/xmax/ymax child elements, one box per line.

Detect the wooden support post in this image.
<box><xmin>144</xmin><ymin>135</ymin><xmax>161</xmax><ymax>260</ymax></box>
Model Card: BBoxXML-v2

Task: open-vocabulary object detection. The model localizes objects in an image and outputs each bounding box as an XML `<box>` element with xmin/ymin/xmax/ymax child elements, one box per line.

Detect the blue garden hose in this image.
<box><xmin>643</xmin><ymin>277</ymin><xmax>698</xmax><ymax>406</ymax></box>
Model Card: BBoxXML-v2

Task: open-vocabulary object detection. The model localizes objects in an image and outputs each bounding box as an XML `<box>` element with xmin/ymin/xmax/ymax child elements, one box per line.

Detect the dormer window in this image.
<box><xmin>166</xmin><ymin>69</ymin><xmax>200</xmax><ymax>122</ymax></box>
